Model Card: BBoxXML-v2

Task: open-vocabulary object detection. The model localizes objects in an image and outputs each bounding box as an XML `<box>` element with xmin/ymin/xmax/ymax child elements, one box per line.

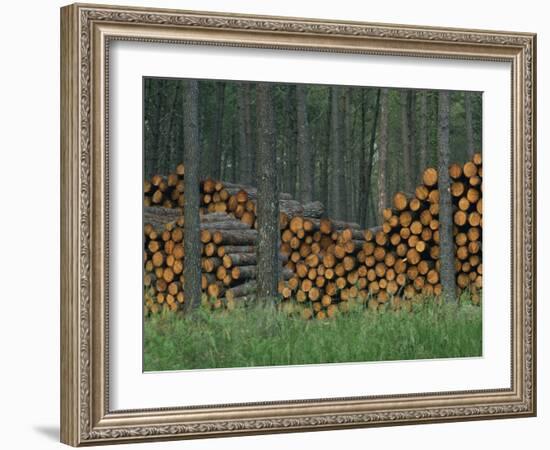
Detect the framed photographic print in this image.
<box><xmin>60</xmin><ymin>3</ymin><xmax>536</xmax><ymax>446</ymax></box>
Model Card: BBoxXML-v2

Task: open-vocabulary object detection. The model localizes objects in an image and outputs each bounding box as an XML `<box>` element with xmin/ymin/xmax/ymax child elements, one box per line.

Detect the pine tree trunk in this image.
<box><xmin>359</xmin><ymin>89</ymin><xmax>381</xmax><ymax>227</ymax></box>
<box><xmin>285</xmin><ymin>86</ymin><xmax>297</xmax><ymax>198</ymax></box>
<box><xmin>167</xmin><ymin>82</ymin><xmax>182</xmax><ymax>173</ymax></box>
<box><xmin>437</xmin><ymin>90</ymin><xmax>456</xmax><ymax>303</ymax></box>
<box><xmin>296</xmin><ymin>84</ymin><xmax>313</xmax><ymax>203</ymax></box>
<box><xmin>182</xmin><ymin>80</ymin><xmax>202</xmax><ymax>311</ymax></box>
<box><xmin>238</xmin><ymin>83</ymin><xmax>251</xmax><ymax>185</ymax></box>
<box><xmin>464</xmin><ymin>92</ymin><xmax>475</xmax><ymax>158</ymax></box>
<box><xmin>246</xmin><ymin>84</ymin><xmax>256</xmax><ymax>185</ymax></box>
<box><xmin>320</xmin><ymin>92</ymin><xmax>330</xmax><ymax>211</ymax></box>
<box><xmin>408</xmin><ymin>91</ymin><xmax>417</xmax><ymax>184</ymax></box>
<box><xmin>343</xmin><ymin>88</ymin><xmax>352</xmax><ymax>220</ymax></box>
<box><xmin>255</xmin><ymin>83</ymin><xmax>280</xmax><ymax>301</ymax></box>
<box><xmin>358</xmin><ymin>90</ymin><xmax>368</xmax><ymax>227</ymax></box>
<box><xmin>377</xmin><ymin>88</ymin><xmax>389</xmax><ymax>220</ymax></box>
<box><xmin>419</xmin><ymin>90</ymin><xmax>428</xmax><ymax>180</ymax></box>
<box><xmin>330</xmin><ymin>86</ymin><xmax>344</xmax><ymax>220</ymax></box>
<box><xmin>150</xmin><ymin>80</ymin><xmax>164</xmax><ymax>177</ymax></box>
<box><xmin>400</xmin><ymin>90</ymin><xmax>413</xmax><ymax>193</ymax></box>
<box><xmin>210</xmin><ymin>82</ymin><xmax>225</xmax><ymax>179</ymax></box>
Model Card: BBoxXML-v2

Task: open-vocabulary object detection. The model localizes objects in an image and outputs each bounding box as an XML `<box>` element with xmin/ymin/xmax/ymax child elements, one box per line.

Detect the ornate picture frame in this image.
<box><xmin>60</xmin><ymin>3</ymin><xmax>536</xmax><ymax>446</ymax></box>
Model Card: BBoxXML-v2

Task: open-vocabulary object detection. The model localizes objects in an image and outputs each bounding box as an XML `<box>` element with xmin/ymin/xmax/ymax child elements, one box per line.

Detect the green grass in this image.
<box><xmin>143</xmin><ymin>297</ymin><xmax>482</xmax><ymax>371</ymax></box>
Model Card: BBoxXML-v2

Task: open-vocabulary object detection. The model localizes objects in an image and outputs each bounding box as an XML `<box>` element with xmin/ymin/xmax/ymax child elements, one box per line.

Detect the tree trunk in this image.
<box><xmin>210</xmin><ymin>82</ymin><xmax>225</xmax><ymax>179</ymax></box>
<box><xmin>255</xmin><ymin>83</ymin><xmax>280</xmax><ymax>301</ymax></box>
<box><xmin>284</xmin><ymin>85</ymin><xmax>297</xmax><ymax>198</ymax></box>
<box><xmin>150</xmin><ymin>80</ymin><xmax>164</xmax><ymax>177</ymax></box>
<box><xmin>182</xmin><ymin>80</ymin><xmax>202</xmax><ymax>311</ymax></box>
<box><xmin>320</xmin><ymin>91</ymin><xmax>330</xmax><ymax>211</ymax></box>
<box><xmin>330</xmin><ymin>86</ymin><xmax>344</xmax><ymax>220</ymax></box>
<box><xmin>437</xmin><ymin>90</ymin><xmax>456</xmax><ymax>303</ymax></box>
<box><xmin>377</xmin><ymin>88</ymin><xmax>389</xmax><ymax>220</ymax></box>
<box><xmin>296</xmin><ymin>84</ymin><xmax>313</xmax><ymax>203</ymax></box>
<box><xmin>400</xmin><ymin>90</ymin><xmax>413</xmax><ymax>193</ymax></box>
<box><xmin>408</xmin><ymin>91</ymin><xmax>417</xmax><ymax>185</ymax></box>
<box><xmin>464</xmin><ymin>91</ymin><xmax>475</xmax><ymax>158</ymax></box>
<box><xmin>343</xmin><ymin>88</ymin><xmax>353</xmax><ymax>220</ymax></box>
<box><xmin>246</xmin><ymin>84</ymin><xmax>256</xmax><ymax>185</ymax></box>
<box><xmin>364</xmin><ymin>89</ymin><xmax>381</xmax><ymax>227</ymax></box>
<box><xmin>419</xmin><ymin>90</ymin><xmax>428</xmax><ymax>180</ymax></box>
<box><xmin>238</xmin><ymin>83</ymin><xmax>251</xmax><ymax>185</ymax></box>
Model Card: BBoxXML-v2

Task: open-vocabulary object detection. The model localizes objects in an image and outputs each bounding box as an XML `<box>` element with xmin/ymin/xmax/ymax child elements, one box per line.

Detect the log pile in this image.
<box><xmin>143</xmin><ymin>209</ymin><xmax>292</xmax><ymax>314</ymax></box>
<box><xmin>143</xmin><ymin>164</ymin><xmax>324</xmax><ymax>230</ymax></box>
<box><xmin>144</xmin><ymin>152</ymin><xmax>482</xmax><ymax>318</ymax></box>
<box><xmin>276</xmin><ymin>153</ymin><xmax>482</xmax><ymax>318</ymax></box>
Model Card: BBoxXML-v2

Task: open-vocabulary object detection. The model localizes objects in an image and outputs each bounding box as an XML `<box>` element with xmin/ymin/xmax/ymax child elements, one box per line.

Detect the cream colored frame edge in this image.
<box><xmin>60</xmin><ymin>3</ymin><xmax>536</xmax><ymax>446</ymax></box>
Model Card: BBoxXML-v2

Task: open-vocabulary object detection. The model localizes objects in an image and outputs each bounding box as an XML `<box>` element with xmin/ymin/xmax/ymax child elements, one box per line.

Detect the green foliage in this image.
<box><xmin>143</xmin><ymin>299</ymin><xmax>482</xmax><ymax>371</ymax></box>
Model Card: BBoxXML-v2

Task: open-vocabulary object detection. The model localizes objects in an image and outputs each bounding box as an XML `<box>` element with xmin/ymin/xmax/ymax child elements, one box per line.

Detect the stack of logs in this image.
<box><xmin>144</xmin><ymin>206</ymin><xmax>304</xmax><ymax>314</ymax></box>
<box><xmin>143</xmin><ymin>153</ymin><xmax>482</xmax><ymax>318</ymax></box>
<box><xmin>276</xmin><ymin>152</ymin><xmax>482</xmax><ymax>319</ymax></box>
<box><xmin>143</xmin><ymin>177</ymin><xmax>320</xmax><ymax>315</ymax></box>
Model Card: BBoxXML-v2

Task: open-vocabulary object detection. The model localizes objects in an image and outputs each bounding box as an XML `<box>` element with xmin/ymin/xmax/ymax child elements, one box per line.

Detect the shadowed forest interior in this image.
<box><xmin>144</xmin><ymin>78</ymin><xmax>481</xmax><ymax>228</ymax></box>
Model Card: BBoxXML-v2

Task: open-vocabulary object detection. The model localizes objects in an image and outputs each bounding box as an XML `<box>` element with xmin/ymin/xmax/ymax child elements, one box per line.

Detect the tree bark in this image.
<box><xmin>377</xmin><ymin>88</ymin><xmax>389</xmax><ymax>221</ymax></box>
<box><xmin>330</xmin><ymin>86</ymin><xmax>344</xmax><ymax>220</ymax></box>
<box><xmin>237</xmin><ymin>83</ymin><xmax>251</xmax><ymax>185</ymax></box>
<box><xmin>182</xmin><ymin>80</ymin><xmax>202</xmax><ymax>311</ymax></box>
<box><xmin>150</xmin><ymin>79</ymin><xmax>164</xmax><ymax>177</ymax></box>
<box><xmin>296</xmin><ymin>84</ymin><xmax>313</xmax><ymax>203</ymax></box>
<box><xmin>419</xmin><ymin>90</ymin><xmax>428</xmax><ymax>180</ymax></box>
<box><xmin>210</xmin><ymin>82</ymin><xmax>225</xmax><ymax>179</ymax></box>
<box><xmin>437</xmin><ymin>90</ymin><xmax>456</xmax><ymax>303</ymax></box>
<box><xmin>320</xmin><ymin>90</ymin><xmax>330</xmax><ymax>211</ymax></box>
<box><xmin>400</xmin><ymin>90</ymin><xmax>413</xmax><ymax>193</ymax></box>
<box><xmin>464</xmin><ymin>91</ymin><xmax>475</xmax><ymax>158</ymax></box>
<box><xmin>361</xmin><ymin>89</ymin><xmax>381</xmax><ymax>227</ymax></box>
<box><xmin>408</xmin><ymin>91</ymin><xmax>417</xmax><ymax>184</ymax></box>
<box><xmin>255</xmin><ymin>83</ymin><xmax>280</xmax><ymax>301</ymax></box>
<box><xmin>284</xmin><ymin>85</ymin><xmax>297</xmax><ymax>197</ymax></box>
<box><xmin>246</xmin><ymin>83</ymin><xmax>256</xmax><ymax>184</ymax></box>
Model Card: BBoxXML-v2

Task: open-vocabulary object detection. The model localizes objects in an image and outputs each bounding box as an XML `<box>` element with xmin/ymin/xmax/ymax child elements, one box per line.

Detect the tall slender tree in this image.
<box><xmin>359</xmin><ymin>89</ymin><xmax>381</xmax><ymax>227</ymax></box>
<box><xmin>255</xmin><ymin>83</ymin><xmax>280</xmax><ymax>301</ymax></box>
<box><xmin>400</xmin><ymin>90</ymin><xmax>413</xmax><ymax>193</ymax></box>
<box><xmin>320</xmin><ymin>90</ymin><xmax>330</xmax><ymax>210</ymax></box>
<box><xmin>464</xmin><ymin>91</ymin><xmax>475</xmax><ymax>158</ymax></box>
<box><xmin>437</xmin><ymin>90</ymin><xmax>456</xmax><ymax>303</ymax></box>
<box><xmin>418</xmin><ymin>90</ymin><xmax>429</xmax><ymax>179</ymax></box>
<box><xmin>343</xmin><ymin>88</ymin><xmax>353</xmax><ymax>218</ymax></box>
<box><xmin>150</xmin><ymin>79</ymin><xmax>164</xmax><ymax>177</ymax></box>
<box><xmin>408</xmin><ymin>91</ymin><xmax>417</xmax><ymax>181</ymax></box>
<box><xmin>166</xmin><ymin>82</ymin><xmax>182</xmax><ymax>172</ymax></box>
<box><xmin>284</xmin><ymin>85</ymin><xmax>297</xmax><ymax>197</ymax></box>
<box><xmin>210</xmin><ymin>82</ymin><xmax>225</xmax><ymax>179</ymax></box>
<box><xmin>377</xmin><ymin>88</ymin><xmax>389</xmax><ymax>220</ymax></box>
<box><xmin>296</xmin><ymin>84</ymin><xmax>313</xmax><ymax>203</ymax></box>
<box><xmin>246</xmin><ymin>84</ymin><xmax>256</xmax><ymax>184</ymax></box>
<box><xmin>330</xmin><ymin>86</ymin><xmax>345</xmax><ymax>220</ymax></box>
<box><xmin>182</xmin><ymin>80</ymin><xmax>202</xmax><ymax>311</ymax></box>
<box><xmin>237</xmin><ymin>83</ymin><xmax>252</xmax><ymax>184</ymax></box>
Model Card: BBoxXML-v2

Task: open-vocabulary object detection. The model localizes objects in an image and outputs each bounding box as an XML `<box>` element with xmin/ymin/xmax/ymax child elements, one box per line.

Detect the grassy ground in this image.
<box><xmin>143</xmin><ymin>298</ymin><xmax>482</xmax><ymax>371</ymax></box>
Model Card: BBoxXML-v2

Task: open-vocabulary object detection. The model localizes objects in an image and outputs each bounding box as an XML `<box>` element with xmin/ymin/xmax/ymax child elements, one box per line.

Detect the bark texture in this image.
<box><xmin>464</xmin><ymin>92</ymin><xmax>475</xmax><ymax>158</ymax></box>
<box><xmin>437</xmin><ymin>90</ymin><xmax>456</xmax><ymax>302</ymax></box>
<box><xmin>296</xmin><ymin>84</ymin><xmax>313</xmax><ymax>203</ymax></box>
<box><xmin>330</xmin><ymin>86</ymin><xmax>344</xmax><ymax>220</ymax></box>
<box><xmin>378</xmin><ymin>88</ymin><xmax>389</xmax><ymax>220</ymax></box>
<box><xmin>255</xmin><ymin>83</ymin><xmax>280</xmax><ymax>300</ymax></box>
<box><xmin>182</xmin><ymin>80</ymin><xmax>202</xmax><ymax>311</ymax></box>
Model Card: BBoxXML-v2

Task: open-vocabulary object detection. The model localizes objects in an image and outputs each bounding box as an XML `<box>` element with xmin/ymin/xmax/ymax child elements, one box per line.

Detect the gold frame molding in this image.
<box><xmin>60</xmin><ymin>3</ymin><xmax>536</xmax><ymax>446</ymax></box>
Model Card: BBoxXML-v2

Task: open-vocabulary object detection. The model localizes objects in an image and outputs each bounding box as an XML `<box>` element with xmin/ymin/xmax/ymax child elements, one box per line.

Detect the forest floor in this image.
<box><xmin>143</xmin><ymin>297</ymin><xmax>482</xmax><ymax>371</ymax></box>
